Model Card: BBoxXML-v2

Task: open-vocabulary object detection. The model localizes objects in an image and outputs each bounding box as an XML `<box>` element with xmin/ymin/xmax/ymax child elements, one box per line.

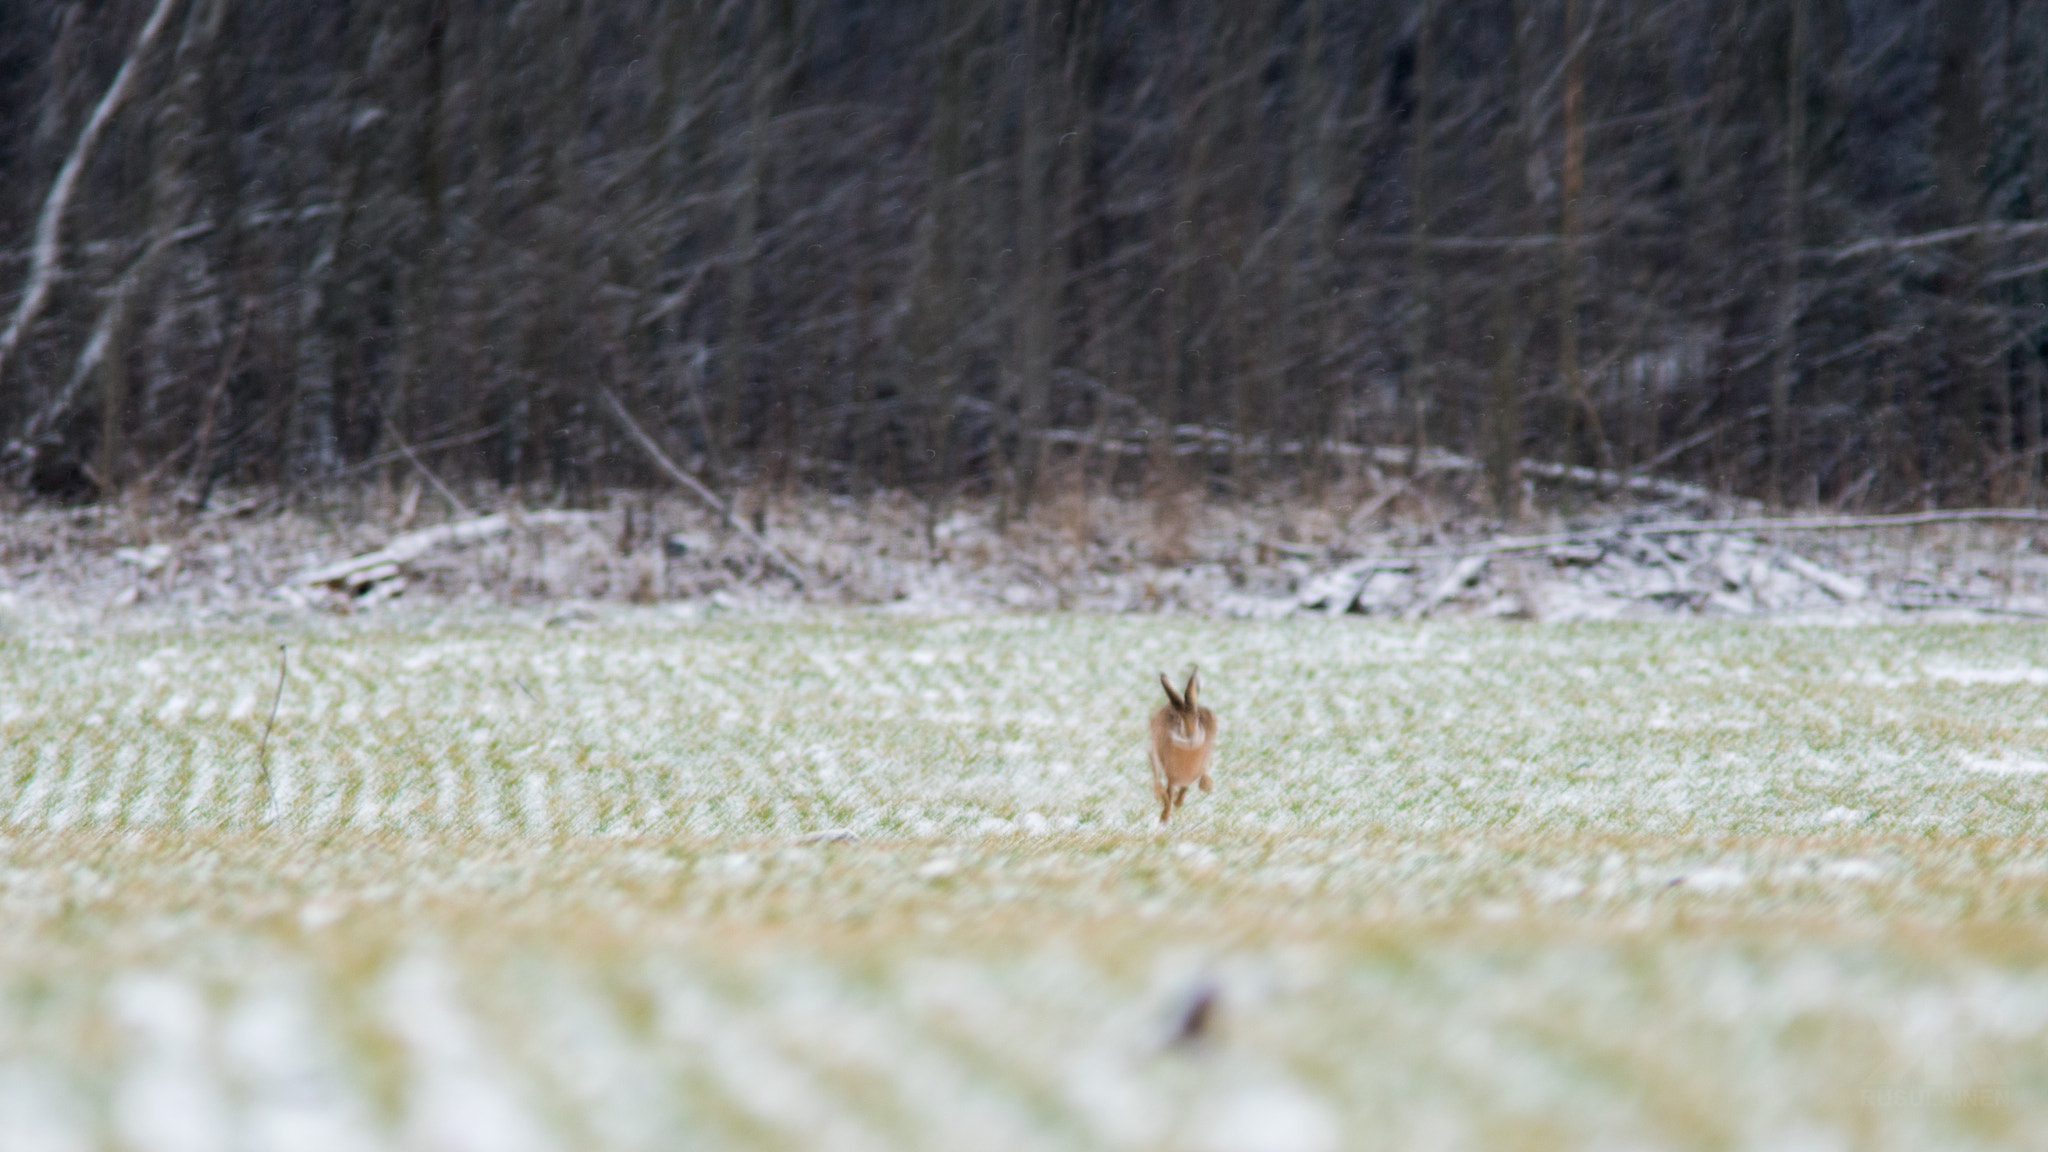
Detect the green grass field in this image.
<box><xmin>3</xmin><ymin>614</ymin><xmax>2046</xmax><ymax>1151</ymax></box>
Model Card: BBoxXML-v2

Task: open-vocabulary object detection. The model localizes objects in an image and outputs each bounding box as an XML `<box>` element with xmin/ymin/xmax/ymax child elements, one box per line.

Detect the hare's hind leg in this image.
<box><xmin>1198</xmin><ymin>773</ymin><xmax>1213</xmax><ymax>793</ymax></box>
<box><xmin>1173</xmin><ymin>785</ymin><xmax>1188</xmax><ymax>815</ymax></box>
<box><xmin>1159</xmin><ymin>790</ymin><xmax>1173</xmax><ymax>823</ymax></box>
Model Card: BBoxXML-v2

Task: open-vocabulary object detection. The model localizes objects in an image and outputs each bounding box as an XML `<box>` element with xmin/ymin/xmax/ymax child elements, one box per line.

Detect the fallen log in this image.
<box><xmin>1415</xmin><ymin>554</ymin><xmax>1491</xmax><ymax>617</ymax></box>
<box><xmin>285</xmin><ymin>510</ymin><xmax>599</xmax><ymax>591</ymax></box>
<box><xmin>1776</xmin><ymin>553</ymin><xmax>1868</xmax><ymax>602</ymax></box>
<box><xmin>1290</xmin><ymin>508</ymin><xmax>2048</xmax><ymax>620</ymax></box>
<box><xmin>1334</xmin><ymin>508</ymin><xmax>2048</xmax><ymax>565</ymax></box>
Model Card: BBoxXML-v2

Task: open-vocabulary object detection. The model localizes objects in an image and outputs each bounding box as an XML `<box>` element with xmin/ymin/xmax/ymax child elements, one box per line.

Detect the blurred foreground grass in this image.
<box><xmin>2</xmin><ymin>614</ymin><xmax>2046</xmax><ymax>1150</ymax></box>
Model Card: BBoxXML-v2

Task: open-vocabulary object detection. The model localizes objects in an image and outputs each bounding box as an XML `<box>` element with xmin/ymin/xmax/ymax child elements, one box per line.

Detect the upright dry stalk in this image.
<box><xmin>257</xmin><ymin>643</ymin><xmax>286</xmax><ymax>811</ymax></box>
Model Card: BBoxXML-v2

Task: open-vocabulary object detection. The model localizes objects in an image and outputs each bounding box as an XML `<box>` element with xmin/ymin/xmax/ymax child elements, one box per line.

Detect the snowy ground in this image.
<box><xmin>3</xmin><ymin>614</ymin><xmax>2046</xmax><ymax>1150</ymax></box>
<box><xmin>6</xmin><ymin>487</ymin><xmax>2048</xmax><ymax>628</ymax></box>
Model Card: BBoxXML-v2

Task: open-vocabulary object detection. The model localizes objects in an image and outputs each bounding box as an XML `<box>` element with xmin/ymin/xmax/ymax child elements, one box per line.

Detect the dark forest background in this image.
<box><xmin>3</xmin><ymin>0</ymin><xmax>2047</xmax><ymax>518</ymax></box>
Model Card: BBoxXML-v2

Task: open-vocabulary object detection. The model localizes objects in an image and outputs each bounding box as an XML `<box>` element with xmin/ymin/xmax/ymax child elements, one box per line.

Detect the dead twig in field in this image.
<box><xmin>258</xmin><ymin>643</ymin><xmax>286</xmax><ymax>816</ymax></box>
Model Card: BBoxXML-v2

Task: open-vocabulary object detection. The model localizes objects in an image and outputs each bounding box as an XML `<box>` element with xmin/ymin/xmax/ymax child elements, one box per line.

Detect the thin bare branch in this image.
<box><xmin>0</xmin><ymin>0</ymin><xmax>185</xmax><ymax>388</ymax></box>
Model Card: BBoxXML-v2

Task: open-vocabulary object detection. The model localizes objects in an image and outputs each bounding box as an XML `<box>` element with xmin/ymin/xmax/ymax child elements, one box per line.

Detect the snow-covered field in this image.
<box><xmin>3</xmin><ymin>614</ymin><xmax>2046</xmax><ymax>1150</ymax></box>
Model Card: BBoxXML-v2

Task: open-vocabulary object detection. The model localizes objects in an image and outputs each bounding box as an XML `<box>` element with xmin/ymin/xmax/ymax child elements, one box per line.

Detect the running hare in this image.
<box><xmin>1150</xmin><ymin>669</ymin><xmax>1217</xmax><ymax>824</ymax></box>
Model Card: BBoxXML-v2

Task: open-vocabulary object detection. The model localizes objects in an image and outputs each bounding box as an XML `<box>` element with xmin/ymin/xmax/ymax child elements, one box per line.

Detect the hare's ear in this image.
<box><xmin>1183</xmin><ymin>668</ymin><xmax>1200</xmax><ymax>708</ymax></box>
<box><xmin>1159</xmin><ymin>672</ymin><xmax>1185</xmax><ymax>711</ymax></box>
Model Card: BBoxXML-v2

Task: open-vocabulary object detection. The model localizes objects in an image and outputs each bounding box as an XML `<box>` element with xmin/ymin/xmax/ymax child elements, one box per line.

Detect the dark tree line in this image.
<box><xmin>2</xmin><ymin>0</ymin><xmax>2047</xmax><ymax>515</ymax></box>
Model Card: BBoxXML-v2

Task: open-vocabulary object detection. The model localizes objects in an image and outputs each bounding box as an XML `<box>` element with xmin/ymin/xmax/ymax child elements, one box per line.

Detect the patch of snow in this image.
<box><xmin>109</xmin><ymin>974</ymin><xmax>229</xmax><ymax>1152</ymax></box>
<box><xmin>1926</xmin><ymin>662</ymin><xmax>2048</xmax><ymax>687</ymax></box>
<box><xmin>115</xmin><ymin>544</ymin><xmax>173</xmax><ymax>575</ymax></box>
<box><xmin>1959</xmin><ymin>754</ymin><xmax>2048</xmax><ymax>776</ymax></box>
<box><xmin>1219</xmin><ymin>592</ymin><xmax>1297</xmax><ymax>619</ymax></box>
<box><xmin>1533</xmin><ymin>872</ymin><xmax>1588</xmax><ymax>902</ymax></box>
<box><xmin>1063</xmin><ymin>1049</ymin><xmax>1168</xmax><ymax>1149</ymax></box>
<box><xmin>222</xmin><ymin>976</ymin><xmax>384</xmax><ymax>1152</ymax></box>
<box><xmin>382</xmin><ymin>953</ymin><xmax>557</xmax><ymax>1152</ymax></box>
<box><xmin>1670</xmin><ymin>866</ymin><xmax>1746</xmax><ymax>893</ymax></box>
<box><xmin>713</xmin><ymin>853</ymin><xmax>759</xmax><ymax>881</ymax></box>
<box><xmin>0</xmin><ymin>1063</ymin><xmax>90</xmax><ymax>1152</ymax></box>
<box><xmin>299</xmin><ymin>896</ymin><xmax>347</xmax><ymax>930</ymax></box>
<box><xmin>1820</xmin><ymin>860</ymin><xmax>1885</xmax><ymax>882</ymax></box>
<box><xmin>1189</xmin><ymin>1081</ymin><xmax>1341</xmax><ymax>1152</ymax></box>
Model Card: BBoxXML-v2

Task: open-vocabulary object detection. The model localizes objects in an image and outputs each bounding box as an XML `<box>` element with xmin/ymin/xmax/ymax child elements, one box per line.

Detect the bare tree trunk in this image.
<box><xmin>849</xmin><ymin>196</ymin><xmax>877</xmax><ymax>499</ymax></box>
<box><xmin>1401</xmin><ymin>0</ymin><xmax>1435</xmax><ymax>473</ymax></box>
<box><xmin>1293</xmin><ymin>0</ymin><xmax>1341</xmax><ymax>500</ymax></box>
<box><xmin>1158</xmin><ymin>9</ymin><xmax>1209</xmax><ymax>493</ymax></box>
<box><xmin>1059</xmin><ymin>0</ymin><xmax>1103</xmax><ymax>500</ymax></box>
<box><xmin>1486</xmin><ymin>0</ymin><xmax>1532</xmax><ymax>518</ymax></box>
<box><xmin>912</xmin><ymin>0</ymin><xmax>979</xmax><ymax>507</ymax></box>
<box><xmin>400</xmin><ymin>0</ymin><xmax>451</xmax><ymax>480</ymax></box>
<box><xmin>293</xmin><ymin>160</ymin><xmax>360</xmax><ymax>487</ymax></box>
<box><xmin>1009</xmin><ymin>0</ymin><xmax>1057</xmax><ymax>521</ymax></box>
<box><xmin>290</xmin><ymin>4</ymin><xmax>373</xmax><ymax>491</ymax></box>
<box><xmin>2027</xmin><ymin>348</ymin><xmax>2046</xmax><ymax>505</ymax></box>
<box><xmin>1769</xmin><ymin>0</ymin><xmax>1807</xmax><ymax>507</ymax></box>
<box><xmin>94</xmin><ymin>275</ymin><xmax>134</xmax><ymax>493</ymax></box>
<box><xmin>719</xmin><ymin>1</ymin><xmax>789</xmax><ymax>479</ymax></box>
<box><xmin>1222</xmin><ymin>3</ymin><xmax>1264</xmax><ymax>492</ymax></box>
<box><xmin>1556</xmin><ymin>0</ymin><xmax>1610</xmax><ymax>476</ymax></box>
<box><xmin>93</xmin><ymin>0</ymin><xmax>216</xmax><ymax>496</ymax></box>
<box><xmin>1934</xmin><ymin>0</ymin><xmax>1991</xmax><ymax>500</ymax></box>
<box><xmin>2024</xmin><ymin>4</ymin><xmax>2048</xmax><ymax>505</ymax></box>
<box><xmin>88</xmin><ymin>11</ymin><xmax>189</xmax><ymax>495</ymax></box>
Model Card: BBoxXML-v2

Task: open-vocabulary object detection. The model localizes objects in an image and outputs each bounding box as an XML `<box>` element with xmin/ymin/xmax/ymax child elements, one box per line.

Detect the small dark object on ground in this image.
<box><xmin>1167</xmin><ymin>979</ymin><xmax>1220</xmax><ymax>1049</ymax></box>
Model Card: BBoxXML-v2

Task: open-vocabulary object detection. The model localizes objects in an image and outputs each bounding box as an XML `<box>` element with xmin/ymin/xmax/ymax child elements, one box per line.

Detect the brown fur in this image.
<box><xmin>1149</xmin><ymin>668</ymin><xmax>1217</xmax><ymax>824</ymax></box>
